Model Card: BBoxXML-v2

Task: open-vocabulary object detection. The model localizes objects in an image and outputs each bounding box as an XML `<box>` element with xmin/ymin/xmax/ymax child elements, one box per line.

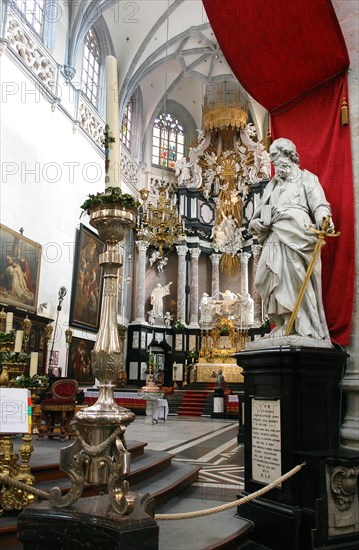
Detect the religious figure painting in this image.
<box><xmin>69</xmin><ymin>224</ymin><xmax>103</xmax><ymax>332</ymax></box>
<box><xmin>67</xmin><ymin>336</ymin><xmax>95</xmax><ymax>385</ymax></box>
<box><xmin>0</xmin><ymin>224</ymin><xmax>41</xmax><ymax>313</ymax></box>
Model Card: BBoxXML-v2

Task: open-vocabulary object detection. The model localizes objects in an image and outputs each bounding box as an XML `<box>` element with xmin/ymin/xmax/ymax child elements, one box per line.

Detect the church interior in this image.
<box><xmin>0</xmin><ymin>1</ymin><xmax>358</xmax><ymax>549</ymax></box>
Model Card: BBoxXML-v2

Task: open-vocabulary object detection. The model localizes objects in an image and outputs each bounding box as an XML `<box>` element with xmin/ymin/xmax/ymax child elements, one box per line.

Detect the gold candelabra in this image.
<box><xmin>137</xmin><ymin>184</ymin><xmax>186</xmax><ymax>254</ymax></box>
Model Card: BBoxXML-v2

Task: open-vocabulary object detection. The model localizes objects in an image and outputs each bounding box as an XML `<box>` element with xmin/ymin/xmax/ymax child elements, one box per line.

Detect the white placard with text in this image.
<box><xmin>251</xmin><ymin>398</ymin><xmax>281</xmax><ymax>484</ymax></box>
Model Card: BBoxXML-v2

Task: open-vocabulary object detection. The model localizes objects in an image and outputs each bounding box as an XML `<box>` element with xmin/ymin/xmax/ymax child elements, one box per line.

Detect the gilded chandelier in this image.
<box><xmin>137</xmin><ymin>184</ymin><xmax>186</xmax><ymax>253</ymax></box>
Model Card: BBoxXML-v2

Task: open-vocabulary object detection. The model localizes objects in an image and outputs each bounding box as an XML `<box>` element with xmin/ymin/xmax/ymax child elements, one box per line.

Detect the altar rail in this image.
<box><xmin>84</xmin><ymin>390</ymin><xmax>146</xmax><ymax>414</ymax></box>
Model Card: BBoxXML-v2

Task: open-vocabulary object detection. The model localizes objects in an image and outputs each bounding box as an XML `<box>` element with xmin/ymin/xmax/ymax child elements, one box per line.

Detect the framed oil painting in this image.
<box><xmin>67</xmin><ymin>336</ymin><xmax>95</xmax><ymax>385</ymax></box>
<box><xmin>69</xmin><ymin>224</ymin><xmax>104</xmax><ymax>332</ymax></box>
<box><xmin>0</xmin><ymin>224</ymin><xmax>41</xmax><ymax>312</ymax></box>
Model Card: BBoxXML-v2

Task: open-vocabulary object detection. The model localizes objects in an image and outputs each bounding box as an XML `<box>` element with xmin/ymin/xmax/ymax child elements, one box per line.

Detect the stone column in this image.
<box><xmin>0</xmin><ymin>0</ymin><xmax>11</xmax><ymax>50</ymax></box>
<box><xmin>251</xmin><ymin>244</ymin><xmax>263</xmax><ymax>326</ymax></box>
<box><xmin>176</xmin><ymin>244</ymin><xmax>188</xmax><ymax>323</ymax></box>
<box><xmin>240</xmin><ymin>251</ymin><xmax>251</xmax><ymax>295</ymax></box>
<box><xmin>189</xmin><ymin>247</ymin><xmax>201</xmax><ymax>327</ymax></box>
<box><xmin>134</xmin><ymin>240</ymin><xmax>149</xmax><ymax>323</ymax></box>
<box><xmin>210</xmin><ymin>253</ymin><xmax>221</xmax><ymax>298</ymax></box>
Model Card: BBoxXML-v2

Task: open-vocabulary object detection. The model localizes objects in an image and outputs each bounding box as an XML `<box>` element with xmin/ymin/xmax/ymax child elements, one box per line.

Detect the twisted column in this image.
<box><xmin>134</xmin><ymin>240</ymin><xmax>149</xmax><ymax>323</ymax></box>
<box><xmin>210</xmin><ymin>253</ymin><xmax>221</xmax><ymax>298</ymax></box>
<box><xmin>251</xmin><ymin>244</ymin><xmax>263</xmax><ymax>326</ymax></box>
<box><xmin>189</xmin><ymin>248</ymin><xmax>201</xmax><ymax>327</ymax></box>
<box><xmin>176</xmin><ymin>244</ymin><xmax>188</xmax><ymax>323</ymax></box>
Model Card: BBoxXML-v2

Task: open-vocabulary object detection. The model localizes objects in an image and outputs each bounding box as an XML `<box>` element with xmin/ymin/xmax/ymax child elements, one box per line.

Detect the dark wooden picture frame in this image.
<box><xmin>69</xmin><ymin>224</ymin><xmax>103</xmax><ymax>332</ymax></box>
<box><xmin>0</xmin><ymin>223</ymin><xmax>42</xmax><ymax>313</ymax></box>
<box><xmin>67</xmin><ymin>336</ymin><xmax>95</xmax><ymax>385</ymax></box>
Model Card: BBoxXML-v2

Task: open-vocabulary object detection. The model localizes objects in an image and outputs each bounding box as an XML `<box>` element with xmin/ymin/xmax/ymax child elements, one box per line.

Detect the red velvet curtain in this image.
<box><xmin>203</xmin><ymin>0</ymin><xmax>354</xmax><ymax>345</ymax></box>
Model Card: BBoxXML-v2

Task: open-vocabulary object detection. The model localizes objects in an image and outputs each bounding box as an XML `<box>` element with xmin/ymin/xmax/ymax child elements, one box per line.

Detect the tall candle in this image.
<box><xmin>5</xmin><ymin>312</ymin><xmax>13</xmax><ymax>333</ymax></box>
<box><xmin>29</xmin><ymin>352</ymin><xmax>38</xmax><ymax>377</ymax></box>
<box><xmin>14</xmin><ymin>330</ymin><xmax>23</xmax><ymax>353</ymax></box>
<box><xmin>105</xmin><ymin>55</ymin><xmax>121</xmax><ymax>189</ymax></box>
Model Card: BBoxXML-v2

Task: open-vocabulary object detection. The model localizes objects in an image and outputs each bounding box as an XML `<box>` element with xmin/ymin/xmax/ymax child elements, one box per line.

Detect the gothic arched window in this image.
<box><xmin>121</xmin><ymin>100</ymin><xmax>132</xmax><ymax>150</ymax></box>
<box><xmin>152</xmin><ymin>113</ymin><xmax>185</xmax><ymax>170</ymax></box>
<box><xmin>81</xmin><ymin>28</ymin><xmax>101</xmax><ymax>107</ymax></box>
<box><xmin>15</xmin><ymin>0</ymin><xmax>45</xmax><ymax>35</ymax></box>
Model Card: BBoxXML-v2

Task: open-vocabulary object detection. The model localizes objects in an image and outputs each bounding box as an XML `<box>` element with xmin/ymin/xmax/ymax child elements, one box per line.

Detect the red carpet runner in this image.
<box><xmin>177</xmin><ymin>390</ymin><xmax>209</xmax><ymax>417</ymax></box>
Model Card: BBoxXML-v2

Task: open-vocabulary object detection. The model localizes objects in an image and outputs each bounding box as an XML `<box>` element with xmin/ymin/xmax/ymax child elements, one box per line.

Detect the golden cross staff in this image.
<box><xmin>285</xmin><ymin>215</ymin><xmax>341</xmax><ymax>337</ymax></box>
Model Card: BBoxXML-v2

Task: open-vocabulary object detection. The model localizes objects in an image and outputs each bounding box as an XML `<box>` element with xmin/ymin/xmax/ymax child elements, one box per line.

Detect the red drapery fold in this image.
<box><xmin>203</xmin><ymin>0</ymin><xmax>354</xmax><ymax>345</ymax></box>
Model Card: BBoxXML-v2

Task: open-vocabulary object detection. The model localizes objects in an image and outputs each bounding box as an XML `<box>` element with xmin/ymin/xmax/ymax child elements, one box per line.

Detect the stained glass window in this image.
<box><xmin>81</xmin><ymin>28</ymin><xmax>100</xmax><ymax>107</ymax></box>
<box><xmin>121</xmin><ymin>100</ymin><xmax>132</xmax><ymax>149</ymax></box>
<box><xmin>152</xmin><ymin>113</ymin><xmax>184</xmax><ymax>170</ymax></box>
<box><xmin>15</xmin><ymin>0</ymin><xmax>45</xmax><ymax>35</ymax></box>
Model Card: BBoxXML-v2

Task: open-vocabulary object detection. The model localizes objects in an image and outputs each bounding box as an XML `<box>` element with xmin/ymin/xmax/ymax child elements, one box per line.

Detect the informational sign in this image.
<box><xmin>0</xmin><ymin>388</ymin><xmax>31</xmax><ymax>434</ymax></box>
<box><xmin>251</xmin><ymin>398</ymin><xmax>281</xmax><ymax>484</ymax></box>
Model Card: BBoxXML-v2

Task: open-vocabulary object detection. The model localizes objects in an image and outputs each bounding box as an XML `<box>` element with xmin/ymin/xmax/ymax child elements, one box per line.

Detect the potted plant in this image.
<box><xmin>80</xmin><ymin>187</ymin><xmax>139</xmax><ymax>217</ymax></box>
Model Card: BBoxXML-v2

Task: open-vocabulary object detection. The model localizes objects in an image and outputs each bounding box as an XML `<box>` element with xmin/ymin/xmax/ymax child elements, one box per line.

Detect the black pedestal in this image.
<box><xmin>18</xmin><ymin>493</ymin><xmax>158</xmax><ymax>550</ymax></box>
<box><xmin>234</xmin><ymin>345</ymin><xmax>348</xmax><ymax>550</ymax></box>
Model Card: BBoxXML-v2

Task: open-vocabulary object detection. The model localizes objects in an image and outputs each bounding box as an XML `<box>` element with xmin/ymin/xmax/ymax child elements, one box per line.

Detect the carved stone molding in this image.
<box><xmin>63</xmin><ymin>64</ymin><xmax>76</xmax><ymax>83</ymax></box>
<box><xmin>6</xmin><ymin>16</ymin><xmax>56</xmax><ymax>92</ymax></box>
<box><xmin>79</xmin><ymin>97</ymin><xmax>105</xmax><ymax>148</ymax></box>
<box><xmin>330</xmin><ymin>465</ymin><xmax>359</xmax><ymax>511</ymax></box>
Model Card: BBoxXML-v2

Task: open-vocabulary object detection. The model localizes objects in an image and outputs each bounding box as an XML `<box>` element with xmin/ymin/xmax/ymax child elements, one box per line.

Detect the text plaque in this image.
<box><xmin>251</xmin><ymin>398</ymin><xmax>281</xmax><ymax>484</ymax></box>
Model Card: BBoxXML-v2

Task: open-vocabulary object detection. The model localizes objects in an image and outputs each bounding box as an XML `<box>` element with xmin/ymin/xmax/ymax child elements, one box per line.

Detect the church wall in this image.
<box><xmin>1</xmin><ymin>53</ymin><xmax>105</xmax><ymax>374</ymax></box>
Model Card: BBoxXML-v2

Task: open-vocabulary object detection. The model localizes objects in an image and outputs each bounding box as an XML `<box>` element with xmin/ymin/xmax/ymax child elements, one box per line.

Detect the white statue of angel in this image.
<box><xmin>149</xmin><ymin>250</ymin><xmax>161</xmax><ymax>267</ymax></box>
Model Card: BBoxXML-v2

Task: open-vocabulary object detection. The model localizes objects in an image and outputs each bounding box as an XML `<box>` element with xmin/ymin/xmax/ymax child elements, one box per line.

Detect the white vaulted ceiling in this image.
<box><xmin>70</xmin><ymin>0</ymin><xmax>268</xmax><ymax>138</ymax></box>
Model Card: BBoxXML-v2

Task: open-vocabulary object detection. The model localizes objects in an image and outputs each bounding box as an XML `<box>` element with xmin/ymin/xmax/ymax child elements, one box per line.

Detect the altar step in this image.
<box><xmin>0</xmin><ymin>440</ymin><xmax>201</xmax><ymax>549</ymax></box>
<box><xmin>177</xmin><ymin>390</ymin><xmax>210</xmax><ymax>417</ymax></box>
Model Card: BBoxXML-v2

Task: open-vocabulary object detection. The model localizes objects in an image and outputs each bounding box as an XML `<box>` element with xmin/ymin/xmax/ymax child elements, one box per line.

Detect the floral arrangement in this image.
<box><xmin>1</xmin><ymin>351</ymin><xmax>30</xmax><ymax>363</ymax></box>
<box><xmin>0</xmin><ymin>330</ymin><xmax>15</xmax><ymax>343</ymax></box>
<box><xmin>80</xmin><ymin>186</ymin><xmax>140</xmax><ymax>217</ymax></box>
<box><xmin>14</xmin><ymin>373</ymin><xmax>49</xmax><ymax>389</ymax></box>
<box><xmin>173</xmin><ymin>319</ymin><xmax>185</xmax><ymax>332</ymax></box>
<box><xmin>261</xmin><ymin>315</ymin><xmax>270</xmax><ymax>331</ymax></box>
<box><xmin>186</xmin><ymin>350</ymin><xmax>199</xmax><ymax>363</ymax></box>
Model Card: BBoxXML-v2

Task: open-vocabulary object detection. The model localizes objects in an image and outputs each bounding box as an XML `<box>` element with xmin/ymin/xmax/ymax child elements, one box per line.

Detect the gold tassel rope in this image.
<box><xmin>265</xmin><ymin>130</ymin><xmax>272</xmax><ymax>151</ymax></box>
<box><xmin>341</xmin><ymin>97</ymin><xmax>349</xmax><ymax>126</ymax></box>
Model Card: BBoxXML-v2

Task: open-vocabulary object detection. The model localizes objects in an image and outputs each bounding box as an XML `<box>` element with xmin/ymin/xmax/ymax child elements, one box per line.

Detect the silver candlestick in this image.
<box><xmin>48</xmin><ymin>205</ymin><xmax>137</xmax><ymax>515</ymax></box>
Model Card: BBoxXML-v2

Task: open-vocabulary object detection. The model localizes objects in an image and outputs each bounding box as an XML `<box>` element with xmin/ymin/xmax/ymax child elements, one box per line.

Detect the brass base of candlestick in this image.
<box><xmin>47</xmin><ymin>205</ymin><xmax>137</xmax><ymax>516</ymax></box>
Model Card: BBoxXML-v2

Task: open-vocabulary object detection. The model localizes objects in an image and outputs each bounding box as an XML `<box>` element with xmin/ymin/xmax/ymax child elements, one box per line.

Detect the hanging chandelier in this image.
<box><xmin>136</xmin><ymin>184</ymin><xmax>186</xmax><ymax>254</ymax></box>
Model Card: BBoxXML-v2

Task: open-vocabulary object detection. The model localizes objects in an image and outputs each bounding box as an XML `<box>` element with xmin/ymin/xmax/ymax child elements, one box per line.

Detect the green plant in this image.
<box><xmin>14</xmin><ymin>374</ymin><xmax>49</xmax><ymax>389</ymax></box>
<box><xmin>0</xmin><ymin>330</ymin><xmax>15</xmax><ymax>343</ymax></box>
<box><xmin>80</xmin><ymin>187</ymin><xmax>140</xmax><ymax>217</ymax></box>
<box><xmin>173</xmin><ymin>319</ymin><xmax>185</xmax><ymax>332</ymax></box>
<box><xmin>186</xmin><ymin>350</ymin><xmax>199</xmax><ymax>363</ymax></box>
<box><xmin>1</xmin><ymin>351</ymin><xmax>30</xmax><ymax>363</ymax></box>
<box><xmin>117</xmin><ymin>324</ymin><xmax>128</xmax><ymax>337</ymax></box>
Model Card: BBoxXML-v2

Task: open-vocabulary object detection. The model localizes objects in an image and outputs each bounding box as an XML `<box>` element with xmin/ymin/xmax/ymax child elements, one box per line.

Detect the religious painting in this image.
<box><xmin>69</xmin><ymin>224</ymin><xmax>103</xmax><ymax>332</ymax></box>
<box><xmin>0</xmin><ymin>224</ymin><xmax>41</xmax><ymax>313</ymax></box>
<box><xmin>67</xmin><ymin>336</ymin><xmax>95</xmax><ymax>385</ymax></box>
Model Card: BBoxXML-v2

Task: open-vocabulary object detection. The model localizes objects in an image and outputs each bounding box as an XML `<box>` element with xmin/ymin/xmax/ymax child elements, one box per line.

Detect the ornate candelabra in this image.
<box><xmin>137</xmin><ymin>183</ymin><xmax>185</xmax><ymax>254</ymax></box>
<box><xmin>48</xmin><ymin>203</ymin><xmax>138</xmax><ymax>516</ymax></box>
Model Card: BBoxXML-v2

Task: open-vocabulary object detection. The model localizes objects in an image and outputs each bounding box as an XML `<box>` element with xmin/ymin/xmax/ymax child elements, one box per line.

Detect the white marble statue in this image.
<box><xmin>199</xmin><ymin>292</ymin><xmax>216</xmax><ymax>323</ymax></box>
<box><xmin>150</xmin><ymin>282</ymin><xmax>172</xmax><ymax>318</ymax></box>
<box><xmin>211</xmin><ymin>213</ymin><xmax>243</xmax><ymax>256</ymax></box>
<box><xmin>235</xmin><ymin>292</ymin><xmax>254</xmax><ymax>327</ymax></box>
<box><xmin>164</xmin><ymin>311</ymin><xmax>173</xmax><ymax>328</ymax></box>
<box><xmin>249</xmin><ymin>137</ymin><xmax>334</xmax><ymax>343</ymax></box>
